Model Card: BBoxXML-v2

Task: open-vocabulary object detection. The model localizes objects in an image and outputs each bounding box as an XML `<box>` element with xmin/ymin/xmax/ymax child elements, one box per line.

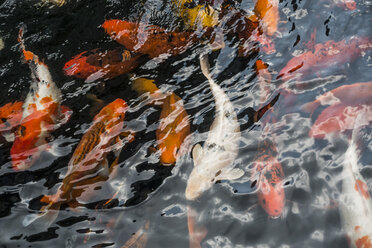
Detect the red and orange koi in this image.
<box><xmin>303</xmin><ymin>82</ymin><xmax>372</xmax><ymax>139</ymax></box>
<box><xmin>277</xmin><ymin>36</ymin><xmax>372</xmax><ymax>80</ymax></box>
<box><xmin>132</xmin><ymin>78</ymin><xmax>190</xmax><ymax>165</ymax></box>
<box><xmin>331</xmin><ymin>0</ymin><xmax>357</xmax><ymax>10</ymax></box>
<box><xmin>11</xmin><ymin>29</ymin><xmax>71</xmax><ymax>171</ymax></box>
<box><xmin>102</xmin><ymin>20</ymin><xmax>196</xmax><ymax>59</ymax></box>
<box><xmin>39</xmin><ymin>99</ymin><xmax>134</xmax><ymax>224</ymax></box>
<box><xmin>63</xmin><ymin>48</ymin><xmax>146</xmax><ymax>82</ymax></box>
<box><xmin>252</xmin><ymin>139</ymin><xmax>285</xmax><ymax>218</ymax></box>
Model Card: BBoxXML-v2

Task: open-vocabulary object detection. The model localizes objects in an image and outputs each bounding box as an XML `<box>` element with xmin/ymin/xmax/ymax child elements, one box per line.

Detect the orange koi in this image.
<box><xmin>11</xmin><ymin>29</ymin><xmax>71</xmax><ymax>171</ymax></box>
<box><xmin>63</xmin><ymin>48</ymin><xmax>146</xmax><ymax>82</ymax></box>
<box><xmin>303</xmin><ymin>82</ymin><xmax>372</xmax><ymax>139</ymax></box>
<box><xmin>102</xmin><ymin>20</ymin><xmax>196</xmax><ymax>59</ymax></box>
<box><xmin>38</xmin><ymin>99</ymin><xmax>134</xmax><ymax>225</ymax></box>
<box><xmin>252</xmin><ymin>139</ymin><xmax>285</xmax><ymax>218</ymax></box>
<box><xmin>331</xmin><ymin>0</ymin><xmax>357</xmax><ymax>10</ymax></box>
<box><xmin>249</xmin><ymin>0</ymin><xmax>279</xmax><ymax>37</ymax></box>
<box><xmin>277</xmin><ymin>37</ymin><xmax>372</xmax><ymax>80</ymax></box>
<box><xmin>131</xmin><ymin>78</ymin><xmax>190</xmax><ymax>165</ymax></box>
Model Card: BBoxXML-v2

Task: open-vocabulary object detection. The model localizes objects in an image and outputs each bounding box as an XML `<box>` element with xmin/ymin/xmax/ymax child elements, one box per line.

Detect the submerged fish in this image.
<box><xmin>338</xmin><ymin>119</ymin><xmax>372</xmax><ymax>248</ymax></box>
<box><xmin>252</xmin><ymin>139</ymin><xmax>285</xmax><ymax>218</ymax></box>
<box><xmin>249</xmin><ymin>0</ymin><xmax>279</xmax><ymax>36</ymax></box>
<box><xmin>331</xmin><ymin>0</ymin><xmax>357</xmax><ymax>10</ymax></box>
<box><xmin>38</xmin><ymin>99</ymin><xmax>134</xmax><ymax>224</ymax></box>
<box><xmin>185</xmin><ymin>54</ymin><xmax>243</xmax><ymax>201</ymax></box>
<box><xmin>277</xmin><ymin>37</ymin><xmax>372</xmax><ymax>80</ymax></box>
<box><xmin>11</xmin><ymin>30</ymin><xmax>71</xmax><ymax>171</ymax></box>
<box><xmin>63</xmin><ymin>48</ymin><xmax>146</xmax><ymax>82</ymax></box>
<box><xmin>0</xmin><ymin>37</ymin><xmax>4</xmax><ymax>51</ymax></box>
<box><xmin>102</xmin><ymin>20</ymin><xmax>196</xmax><ymax>59</ymax></box>
<box><xmin>305</xmin><ymin>82</ymin><xmax>372</xmax><ymax>139</ymax></box>
<box><xmin>131</xmin><ymin>77</ymin><xmax>190</xmax><ymax>165</ymax></box>
<box><xmin>41</xmin><ymin>0</ymin><xmax>66</xmax><ymax>6</ymax></box>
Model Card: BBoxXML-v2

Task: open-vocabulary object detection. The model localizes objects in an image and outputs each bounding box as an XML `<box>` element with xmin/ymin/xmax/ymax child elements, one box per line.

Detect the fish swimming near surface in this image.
<box><xmin>102</xmin><ymin>20</ymin><xmax>196</xmax><ymax>59</ymax></box>
<box><xmin>304</xmin><ymin>82</ymin><xmax>372</xmax><ymax>139</ymax></box>
<box><xmin>63</xmin><ymin>48</ymin><xmax>146</xmax><ymax>82</ymax></box>
<box><xmin>277</xmin><ymin>36</ymin><xmax>372</xmax><ymax>81</ymax></box>
<box><xmin>41</xmin><ymin>0</ymin><xmax>66</xmax><ymax>6</ymax></box>
<box><xmin>337</xmin><ymin>116</ymin><xmax>372</xmax><ymax>248</ymax></box>
<box><xmin>131</xmin><ymin>77</ymin><xmax>190</xmax><ymax>165</ymax></box>
<box><xmin>11</xmin><ymin>29</ymin><xmax>71</xmax><ymax>171</ymax></box>
<box><xmin>0</xmin><ymin>37</ymin><xmax>4</xmax><ymax>51</ymax></box>
<box><xmin>34</xmin><ymin>99</ymin><xmax>134</xmax><ymax>226</ymax></box>
<box><xmin>185</xmin><ymin>54</ymin><xmax>244</xmax><ymax>201</ymax></box>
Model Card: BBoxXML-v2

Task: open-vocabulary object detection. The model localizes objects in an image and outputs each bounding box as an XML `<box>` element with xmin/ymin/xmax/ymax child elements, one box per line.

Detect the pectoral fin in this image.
<box><xmin>218</xmin><ymin>168</ymin><xmax>244</xmax><ymax>180</ymax></box>
<box><xmin>192</xmin><ymin>144</ymin><xmax>203</xmax><ymax>166</ymax></box>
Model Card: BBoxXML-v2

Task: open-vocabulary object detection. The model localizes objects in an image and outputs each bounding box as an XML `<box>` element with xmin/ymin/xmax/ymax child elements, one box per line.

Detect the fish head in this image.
<box><xmin>63</xmin><ymin>52</ymin><xmax>96</xmax><ymax>78</ymax></box>
<box><xmin>257</xmin><ymin>176</ymin><xmax>285</xmax><ymax>218</ymax></box>
<box><xmin>94</xmin><ymin>99</ymin><xmax>128</xmax><ymax>132</ymax></box>
<box><xmin>10</xmin><ymin>116</ymin><xmax>44</xmax><ymax>171</ymax></box>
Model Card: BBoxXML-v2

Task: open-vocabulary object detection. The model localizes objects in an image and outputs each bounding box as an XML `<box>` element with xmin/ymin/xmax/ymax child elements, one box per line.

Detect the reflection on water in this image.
<box><xmin>0</xmin><ymin>0</ymin><xmax>371</xmax><ymax>247</ymax></box>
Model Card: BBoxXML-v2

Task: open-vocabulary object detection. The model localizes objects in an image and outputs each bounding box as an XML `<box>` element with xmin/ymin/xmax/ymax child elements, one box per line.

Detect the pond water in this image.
<box><xmin>0</xmin><ymin>0</ymin><xmax>371</xmax><ymax>247</ymax></box>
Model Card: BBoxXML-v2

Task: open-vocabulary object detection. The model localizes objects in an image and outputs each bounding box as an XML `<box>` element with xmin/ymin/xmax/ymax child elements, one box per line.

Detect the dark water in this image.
<box><xmin>0</xmin><ymin>0</ymin><xmax>371</xmax><ymax>247</ymax></box>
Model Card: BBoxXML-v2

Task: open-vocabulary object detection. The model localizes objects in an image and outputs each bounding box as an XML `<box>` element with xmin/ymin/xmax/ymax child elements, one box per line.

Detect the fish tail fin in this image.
<box><xmin>22</xmin><ymin>195</ymin><xmax>61</xmax><ymax>228</ymax></box>
<box><xmin>131</xmin><ymin>77</ymin><xmax>164</xmax><ymax>102</ymax></box>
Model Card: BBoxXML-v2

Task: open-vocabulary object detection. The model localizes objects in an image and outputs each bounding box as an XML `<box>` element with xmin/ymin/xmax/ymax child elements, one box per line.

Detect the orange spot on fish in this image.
<box><xmin>355</xmin><ymin>179</ymin><xmax>371</xmax><ymax>199</ymax></box>
<box><xmin>355</xmin><ymin>235</ymin><xmax>372</xmax><ymax>248</ymax></box>
<box><xmin>355</xmin><ymin>226</ymin><xmax>361</xmax><ymax>231</ymax></box>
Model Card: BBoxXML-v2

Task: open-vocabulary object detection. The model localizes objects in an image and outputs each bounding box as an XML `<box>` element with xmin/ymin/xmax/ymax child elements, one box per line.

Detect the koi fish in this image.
<box><xmin>185</xmin><ymin>54</ymin><xmax>244</xmax><ymax>201</ymax></box>
<box><xmin>41</xmin><ymin>0</ymin><xmax>65</xmax><ymax>6</ymax></box>
<box><xmin>187</xmin><ymin>205</ymin><xmax>208</xmax><ymax>248</ymax></box>
<box><xmin>11</xmin><ymin>30</ymin><xmax>71</xmax><ymax>171</ymax></box>
<box><xmin>338</xmin><ymin>118</ymin><xmax>372</xmax><ymax>248</ymax></box>
<box><xmin>249</xmin><ymin>0</ymin><xmax>279</xmax><ymax>36</ymax></box>
<box><xmin>255</xmin><ymin>60</ymin><xmax>272</xmax><ymax>104</ymax></box>
<box><xmin>277</xmin><ymin>37</ymin><xmax>372</xmax><ymax>80</ymax></box>
<box><xmin>63</xmin><ymin>48</ymin><xmax>146</xmax><ymax>82</ymax></box>
<box><xmin>121</xmin><ymin>221</ymin><xmax>150</xmax><ymax>248</ymax></box>
<box><xmin>252</xmin><ymin>139</ymin><xmax>285</xmax><ymax>218</ymax></box>
<box><xmin>131</xmin><ymin>77</ymin><xmax>190</xmax><ymax>165</ymax></box>
<box><xmin>102</xmin><ymin>20</ymin><xmax>196</xmax><ymax>59</ymax></box>
<box><xmin>304</xmin><ymin>82</ymin><xmax>372</xmax><ymax>139</ymax></box>
<box><xmin>0</xmin><ymin>37</ymin><xmax>4</xmax><ymax>51</ymax></box>
<box><xmin>36</xmin><ymin>99</ymin><xmax>134</xmax><ymax>226</ymax></box>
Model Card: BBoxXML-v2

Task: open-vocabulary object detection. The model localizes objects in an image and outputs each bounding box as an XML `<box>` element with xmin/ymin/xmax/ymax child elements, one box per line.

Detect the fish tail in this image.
<box><xmin>22</xmin><ymin>195</ymin><xmax>61</xmax><ymax>228</ymax></box>
<box><xmin>18</xmin><ymin>27</ymin><xmax>38</xmax><ymax>63</ymax></box>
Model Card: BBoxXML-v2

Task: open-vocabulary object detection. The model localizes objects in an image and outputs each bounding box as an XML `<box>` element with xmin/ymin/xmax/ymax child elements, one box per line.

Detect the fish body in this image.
<box><xmin>185</xmin><ymin>55</ymin><xmax>243</xmax><ymax>201</ymax></box>
<box><xmin>40</xmin><ymin>99</ymin><xmax>133</xmax><ymax>217</ymax></box>
<box><xmin>0</xmin><ymin>101</ymin><xmax>24</xmax><ymax>133</ymax></box>
<box><xmin>131</xmin><ymin>78</ymin><xmax>190</xmax><ymax>165</ymax></box>
<box><xmin>121</xmin><ymin>221</ymin><xmax>150</xmax><ymax>248</ymax></box>
<box><xmin>305</xmin><ymin>82</ymin><xmax>372</xmax><ymax>139</ymax></box>
<box><xmin>253</xmin><ymin>139</ymin><xmax>285</xmax><ymax>217</ymax></box>
<box><xmin>63</xmin><ymin>48</ymin><xmax>145</xmax><ymax>81</ymax></box>
<box><xmin>102</xmin><ymin>20</ymin><xmax>196</xmax><ymax>58</ymax></box>
<box><xmin>339</xmin><ymin>132</ymin><xmax>372</xmax><ymax>248</ymax></box>
<box><xmin>11</xmin><ymin>30</ymin><xmax>70</xmax><ymax>171</ymax></box>
<box><xmin>278</xmin><ymin>37</ymin><xmax>372</xmax><ymax>80</ymax></box>
<box><xmin>331</xmin><ymin>0</ymin><xmax>357</xmax><ymax>10</ymax></box>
